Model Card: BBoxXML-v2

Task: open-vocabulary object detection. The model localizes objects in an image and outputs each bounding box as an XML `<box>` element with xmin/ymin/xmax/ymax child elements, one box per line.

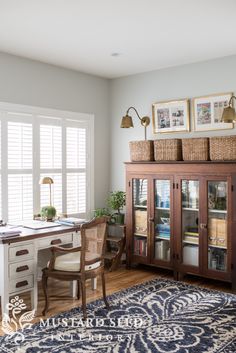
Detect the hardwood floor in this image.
<box><xmin>0</xmin><ymin>265</ymin><xmax>233</xmax><ymax>336</ymax></box>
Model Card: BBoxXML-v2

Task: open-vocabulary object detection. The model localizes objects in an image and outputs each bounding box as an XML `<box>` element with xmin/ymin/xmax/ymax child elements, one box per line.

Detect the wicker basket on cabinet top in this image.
<box><xmin>129</xmin><ymin>140</ymin><xmax>154</xmax><ymax>162</ymax></box>
<box><xmin>210</xmin><ymin>136</ymin><xmax>236</xmax><ymax>161</ymax></box>
<box><xmin>182</xmin><ymin>137</ymin><xmax>209</xmax><ymax>161</ymax></box>
<box><xmin>154</xmin><ymin>139</ymin><xmax>182</xmax><ymax>161</ymax></box>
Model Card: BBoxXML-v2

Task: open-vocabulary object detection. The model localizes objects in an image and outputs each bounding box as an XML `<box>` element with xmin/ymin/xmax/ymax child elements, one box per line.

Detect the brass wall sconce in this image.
<box><xmin>222</xmin><ymin>95</ymin><xmax>236</xmax><ymax>123</ymax></box>
<box><xmin>120</xmin><ymin>106</ymin><xmax>150</xmax><ymax>140</ymax></box>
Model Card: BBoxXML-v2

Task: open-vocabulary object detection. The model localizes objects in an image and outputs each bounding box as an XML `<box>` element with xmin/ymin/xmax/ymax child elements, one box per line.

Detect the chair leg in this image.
<box><xmin>81</xmin><ymin>279</ymin><xmax>87</xmax><ymax>319</ymax></box>
<box><xmin>42</xmin><ymin>272</ymin><xmax>49</xmax><ymax>316</ymax></box>
<box><xmin>101</xmin><ymin>272</ymin><xmax>109</xmax><ymax>309</ymax></box>
<box><xmin>77</xmin><ymin>280</ymin><xmax>80</xmax><ymax>300</ymax></box>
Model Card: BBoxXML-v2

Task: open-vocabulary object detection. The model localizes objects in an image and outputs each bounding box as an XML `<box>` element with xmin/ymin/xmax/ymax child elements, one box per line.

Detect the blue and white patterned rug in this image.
<box><xmin>1</xmin><ymin>278</ymin><xmax>236</xmax><ymax>353</ymax></box>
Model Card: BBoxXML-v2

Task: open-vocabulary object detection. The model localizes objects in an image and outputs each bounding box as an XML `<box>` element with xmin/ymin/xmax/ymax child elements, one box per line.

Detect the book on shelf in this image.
<box><xmin>134</xmin><ymin>238</ymin><xmax>147</xmax><ymax>256</ymax></box>
<box><xmin>184</xmin><ymin>231</ymin><xmax>199</xmax><ymax>237</ymax></box>
<box><xmin>156</xmin><ymin>232</ymin><xmax>170</xmax><ymax>239</ymax></box>
<box><xmin>184</xmin><ymin>235</ymin><xmax>199</xmax><ymax>244</ymax></box>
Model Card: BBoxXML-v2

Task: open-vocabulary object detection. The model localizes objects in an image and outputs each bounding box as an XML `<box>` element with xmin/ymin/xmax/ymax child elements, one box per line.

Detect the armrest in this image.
<box><xmin>48</xmin><ymin>246</ymin><xmax>82</xmax><ymax>270</ymax></box>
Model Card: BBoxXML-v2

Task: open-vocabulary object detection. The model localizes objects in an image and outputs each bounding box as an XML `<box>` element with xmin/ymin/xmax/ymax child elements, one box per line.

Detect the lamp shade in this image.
<box><xmin>120</xmin><ymin>114</ymin><xmax>134</xmax><ymax>128</ymax></box>
<box><xmin>39</xmin><ymin>177</ymin><xmax>54</xmax><ymax>185</ymax></box>
<box><xmin>222</xmin><ymin>106</ymin><xmax>236</xmax><ymax>123</ymax></box>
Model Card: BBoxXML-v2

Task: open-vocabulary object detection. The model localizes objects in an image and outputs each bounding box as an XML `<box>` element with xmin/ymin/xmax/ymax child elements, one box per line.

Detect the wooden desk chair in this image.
<box><xmin>42</xmin><ymin>216</ymin><xmax>110</xmax><ymax>318</ymax></box>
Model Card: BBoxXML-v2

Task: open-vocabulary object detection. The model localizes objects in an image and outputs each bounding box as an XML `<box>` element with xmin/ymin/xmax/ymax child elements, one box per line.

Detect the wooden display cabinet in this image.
<box><xmin>125</xmin><ymin>161</ymin><xmax>236</xmax><ymax>289</ymax></box>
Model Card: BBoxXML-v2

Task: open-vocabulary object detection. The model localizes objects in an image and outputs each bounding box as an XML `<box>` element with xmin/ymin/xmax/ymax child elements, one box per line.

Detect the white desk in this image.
<box><xmin>0</xmin><ymin>225</ymin><xmax>97</xmax><ymax>316</ymax></box>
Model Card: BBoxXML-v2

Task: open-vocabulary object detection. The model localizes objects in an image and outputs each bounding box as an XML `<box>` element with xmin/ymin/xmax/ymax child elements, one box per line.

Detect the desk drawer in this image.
<box><xmin>38</xmin><ymin>233</ymin><xmax>73</xmax><ymax>249</ymax></box>
<box><xmin>9</xmin><ymin>243</ymin><xmax>34</xmax><ymax>262</ymax></box>
<box><xmin>9</xmin><ymin>259</ymin><xmax>34</xmax><ymax>279</ymax></box>
<box><xmin>9</xmin><ymin>275</ymin><xmax>34</xmax><ymax>293</ymax></box>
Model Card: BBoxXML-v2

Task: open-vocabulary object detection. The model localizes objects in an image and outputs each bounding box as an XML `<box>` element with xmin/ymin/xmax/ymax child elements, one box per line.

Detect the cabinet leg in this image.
<box><xmin>178</xmin><ymin>272</ymin><xmax>185</xmax><ymax>281</ymax></box>
<box><xmin>173</xmin><ymin>271</ymin><xmax>178</xmax><ymax>281</ymax></box>
<box><xmin>70</xmin><ymin>280</ymin><xmax>78</xmax><ymax>298</ymax></box>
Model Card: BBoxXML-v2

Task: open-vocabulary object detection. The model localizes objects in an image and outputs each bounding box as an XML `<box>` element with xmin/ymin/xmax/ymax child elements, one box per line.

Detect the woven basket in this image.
<box><xmin>182</xmin><ymin>138</ymin><xmax>209</xmax><ymax>161</ymax></box>
<box><xmin>154</xmin><ymin>139</ymin><xmax>182</xmax><ymax>161</ymax></box>
<box><xmin>129</xmin><ymin>140</ymin><xmax>154</xmax><ymax>161</ymax></box>
<box><xmin>210</xmin><ymin>136</ymin><xmax>236</xmax><ymax>160</ymax></box>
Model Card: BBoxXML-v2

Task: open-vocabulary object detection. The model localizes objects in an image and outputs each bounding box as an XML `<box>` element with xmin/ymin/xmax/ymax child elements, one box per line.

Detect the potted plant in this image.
<box><xmin>41</xmin><ymin>206</ymin><xmax>57</xmax><ymax>221</ymax></box>
<box><xmin>108</xmin><ymin>191</ymin><xmax>126</xmax><ymax>224</ymax></box>
<box><xmin>93</xmin><ymin>208</ymin><xmax>110</xmax><ymax>218</ymax></box>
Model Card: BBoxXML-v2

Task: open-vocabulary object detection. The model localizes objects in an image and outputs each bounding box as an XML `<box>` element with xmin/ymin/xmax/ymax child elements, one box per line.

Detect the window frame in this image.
<box><xmin>0</xmin><ymin>102</ymin><xmax>94</xmax><ymax>222</ymax></box>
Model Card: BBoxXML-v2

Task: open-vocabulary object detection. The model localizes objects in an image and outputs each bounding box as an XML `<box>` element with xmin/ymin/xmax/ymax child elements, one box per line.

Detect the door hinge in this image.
<box><xmin>176</xmin><ymin>183</ymin><xmax>179</xmax><ymax>189</ymax></box>
<box><xmin>231</xmin><ymin>263</ymin><xmax>234</xmax><ymax>270</ymax></box>
<box><xmin>231</xmin><ymin>185</ymin><xmax>234</xmax><ymax>192</ymax></box>
<box><xmin>173</xmin><ymin>183</ymin><xmax>175</xmax><ymax>189</ymax></box>
<box><xmin>128</xmin><ymin>181</ymin><xmax>131</xmax><ymax>187</ymax></box>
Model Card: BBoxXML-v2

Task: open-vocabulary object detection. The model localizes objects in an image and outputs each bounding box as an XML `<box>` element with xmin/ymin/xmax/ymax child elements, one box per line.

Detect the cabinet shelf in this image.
<box><xmin>156</xmin><ymin>207</ymin><xmax>170</xmax><ymax>211</ymax></box>
<box><xmin>134</xmin><ymin>205</ymin><xmax>147</xmax><ymax>209</ymax></box>
<box><xmin>134</xmin><ymin>233</ymin><xmax>147</xmax><ymax>237</ymax></box>
<box><xmin>183</xmin><ymin>240</ymin><xmax>199</xmax><ymax>246</ymax></box>
<box><xmin>182</xmin><ymin>207</ymin><xmax>199</xmax><ymax>211</ymax></box>
<box><xmin>155</xmin><ymin>236</ymin><xmax>170</xmax><ymax>241</ymax></box>
<box><xmin>208</xmin><ymin>244</ymin><xmax>227</xmax><ymax>250</ymax></box>
<box><xmin>208</xmin><ymin>209</ymin><xmax>227</xmax><ymax>214</ymax></box>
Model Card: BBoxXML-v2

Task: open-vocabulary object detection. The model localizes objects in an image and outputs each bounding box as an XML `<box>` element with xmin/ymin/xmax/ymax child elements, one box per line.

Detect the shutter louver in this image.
<box><xmin>8</xmin><ymin>174</ymin><xmax>33</xmax><ymax>222</ymax></box>
<box><xmin>66</xmin><ymin>127</ymin><xmax>86</xmax><ymax>169</ymax></box>
<box><xmin>67</xmin><ymin>173</ymin><xmax>86</xmax><ymax>214</ymax></box>
<box><xmin>40</xmin><ymin>125</ymin><xmax>62</xmax><ymax>169</ymax></box>
<box><xmin>8</xmin><ymin>122</ymin><xmax>32</xmax><ymax>169</ymax></box>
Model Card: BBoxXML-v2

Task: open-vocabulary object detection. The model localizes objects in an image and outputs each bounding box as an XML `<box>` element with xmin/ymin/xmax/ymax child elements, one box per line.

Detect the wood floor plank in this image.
<box><xmin>0</xmin><ymin>266</ymin><xmax>233</xmax><ymax>336</ymax></box>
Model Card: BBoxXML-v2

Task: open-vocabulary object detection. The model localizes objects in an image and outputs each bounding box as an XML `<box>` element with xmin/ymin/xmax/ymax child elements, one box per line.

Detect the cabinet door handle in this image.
<box><xmin>16</xmin><ymin>265</ymin><xmax>29</xmax><ymax>273</ymax></box>
<box><xmin>51</xmin><ymin>239</ymin><xmax>62</xmax><ymax>245</ymax></box>
<box><xmin>16</xmin><ymin>249</ymin><xmax>29</xmax><ymax>256</ymax></box>
<box><xmin>200</xmin><ymin>223</ymin><xmax>207</xmax><ymax>229</ymax></box>
<box><xmin>16</xmin><ymin>280</ymin><xmax>28</xmax><ymax>288</ymax></box>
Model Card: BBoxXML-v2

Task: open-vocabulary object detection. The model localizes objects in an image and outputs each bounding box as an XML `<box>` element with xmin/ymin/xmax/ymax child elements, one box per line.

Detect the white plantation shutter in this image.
<box><xmin>8</xmin><ymin>122</ymin><xmax>32</xmax><ymax>169</ymax></box>
<box><xmin>67</xmin><ymin>173</ymin><xmax>86</xmax><ymax>214</ymax></box>
<box><xmin>67</xmin><ymin>127</ymin><xmax>86</xmax><ymax>169</ymax></box>
<box><xmin>40</xmin><ymin>173</ymin><xmax>62</xmax><ymax>212</ymax></box>
<box><xmin>40</xmin><ymin>125</ymin><xmax>62</xmax><ymax>169</ymax></box>
<box><xmin>8</xmin><ymin>174</ymin><xmax>33</xmax><ymax>222</ymax></box>
<box><xmin>0</xmin><ymin>103</ymin><xmax>92</xmax><ymax>222</ymax></box>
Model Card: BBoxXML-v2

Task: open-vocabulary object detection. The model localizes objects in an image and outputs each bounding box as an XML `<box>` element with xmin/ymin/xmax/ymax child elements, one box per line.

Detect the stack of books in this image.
<box><xmin>56</xmin><ymin>217</ymin><xmax>86</xmax><ymax>227</ymax></box>
<box><xmin>0</xmin><ymin>226</ymin><xmax>22</xmax><ymax>237</ymax></box>
<box><xmin>155</xmin><ymin>224</ymin><xmax>170</xmax><ymax>239</ymax></box>
<box><xmin>184</xmin><ymin>231</ymin><xmax>199</xmax><ymax>244</ymax></box>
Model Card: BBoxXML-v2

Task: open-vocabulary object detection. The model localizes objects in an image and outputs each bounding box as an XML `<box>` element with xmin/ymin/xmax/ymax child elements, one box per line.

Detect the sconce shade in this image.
<box><xmin>120</xmin><ymin>114</ymin><xmax>134</xmax><ymax>128</ymax></box>
<box><xmin>39</xmin><ymin>177</ymin><xmax>54</xmax><ymax>185</ymax></box>
<box><xmin>222</xmin><ymin>106</ymin><xmax>236</xmax><ymax>123</ymax></box>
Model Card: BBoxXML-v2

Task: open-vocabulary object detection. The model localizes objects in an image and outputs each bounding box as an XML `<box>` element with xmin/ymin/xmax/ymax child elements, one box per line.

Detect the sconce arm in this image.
<box><xmin>126</xmin><ymin>106</ymin><xmax>142</xmax><ymax>121</ymax></box>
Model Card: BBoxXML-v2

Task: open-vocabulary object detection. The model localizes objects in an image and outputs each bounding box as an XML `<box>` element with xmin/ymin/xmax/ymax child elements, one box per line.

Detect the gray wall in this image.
<box><xmin>0</xmin><ymin>52</ymin><xmax>110</xmax><ymax>209</ymax></box>
<box><xmin>110</xmin><ymin>55</ymin><xmax>236</xmax><ymax>190</ymax></box>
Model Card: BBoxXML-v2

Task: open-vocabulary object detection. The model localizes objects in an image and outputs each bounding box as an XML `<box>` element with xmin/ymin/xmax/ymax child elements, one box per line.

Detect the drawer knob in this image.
<box><xmin>51</xmin><ymin>239</ymin><xmax>62</xmax><ymax>245</ymax></box>
<box><xmin>16</xmin><ymin>265</ymin><xmax>29</xmax><ymax>273</ymax></box>
<box><xmin>16</xmin><ymin>280</ymin><xmax>28</xmax><ymax>288</ymax></box>
<box><xmin>16</xmin><ymin>249</ymin><xmax>29</xmax><ymax>256</ymax></box>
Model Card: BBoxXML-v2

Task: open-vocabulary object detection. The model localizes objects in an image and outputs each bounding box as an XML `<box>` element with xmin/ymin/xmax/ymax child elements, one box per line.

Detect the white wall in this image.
<box><xmin>110</xmin><ymin>55</ymin><xmax>236</xmax><ymax>190</ymax></box>
<box><xmin>0</xmin><ymin>52</ymin><xmax>110</xmax><ymax>209</ymax></box>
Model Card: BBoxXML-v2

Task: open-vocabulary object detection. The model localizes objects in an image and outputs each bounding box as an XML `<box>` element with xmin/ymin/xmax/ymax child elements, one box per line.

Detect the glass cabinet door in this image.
<box><xmin>207</xmin><ymin>181</ymin><xmax>227</xmax><ymax>272</ymax></box>
<box><xmin>181</xmin><ymin>180</ymin><xmax>200</xmax><ymax>267</ymax></box>
<box><xmin>154</xmin><ymin>180</ymin><xmax>171</xmax><ymax>262</ymax></box>
<box><xmin>133</xmin><ymin>179</ymin><xmax>148</xmax><ymax>257</ymax></box>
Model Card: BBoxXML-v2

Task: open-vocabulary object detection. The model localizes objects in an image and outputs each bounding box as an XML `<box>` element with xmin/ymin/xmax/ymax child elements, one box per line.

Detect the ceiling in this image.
<box><xmin>0</xmin><ymin>0</ymin><xmax>236</xmax><ymax>78</ymax></box>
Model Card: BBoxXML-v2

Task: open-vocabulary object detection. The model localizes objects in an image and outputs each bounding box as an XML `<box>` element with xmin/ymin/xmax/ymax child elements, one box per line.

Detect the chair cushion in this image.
<box><xmin>51</xmin><ymin>251</ymin><xmax>101</xmax><ymax>272</ymax></box>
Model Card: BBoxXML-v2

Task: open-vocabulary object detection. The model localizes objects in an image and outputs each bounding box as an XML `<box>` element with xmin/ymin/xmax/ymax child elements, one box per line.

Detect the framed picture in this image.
<box><xmin>193</xmin><ymin>93</ymin><xmax>233</xmax><ymax>131</ymax></box>
<box><xmin>152</xmin><ymin>99</ymin><xmax>190</xmax><ymax>134</ymax></box>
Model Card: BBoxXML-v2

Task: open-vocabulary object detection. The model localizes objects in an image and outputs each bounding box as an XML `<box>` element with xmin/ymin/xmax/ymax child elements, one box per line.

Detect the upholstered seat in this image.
<box><xmin>52</xmin><ymin>252</ymin><xmax>101</xmax><ymax>272</ymax></box>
